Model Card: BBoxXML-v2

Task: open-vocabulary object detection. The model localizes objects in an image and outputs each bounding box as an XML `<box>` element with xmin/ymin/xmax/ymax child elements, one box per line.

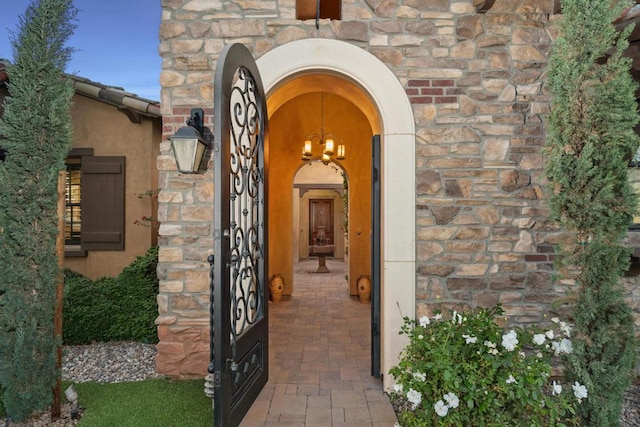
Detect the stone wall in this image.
<box><xmin>156</xmin><ymin>0</ymin><xmax>639</xmax><ymax>377</ymax></box>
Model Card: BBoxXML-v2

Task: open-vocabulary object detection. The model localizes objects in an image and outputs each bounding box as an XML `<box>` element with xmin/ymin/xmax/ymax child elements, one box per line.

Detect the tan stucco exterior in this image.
<box><xmin>0</xmin><ymin>79</ymin><xmax>161</xmax><ymax>280</ymax></box>
<box><xmin>64</xmin><ymin>94</ymin><xmax>161</xmax><ymax>279</ymax></box>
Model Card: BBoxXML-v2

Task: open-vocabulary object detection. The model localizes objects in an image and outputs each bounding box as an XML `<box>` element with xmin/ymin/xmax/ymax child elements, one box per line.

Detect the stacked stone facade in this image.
<box><xmin>156</xmin><ymin>0</ymin><xmax>639</xmax><ymax>377</ymax></box>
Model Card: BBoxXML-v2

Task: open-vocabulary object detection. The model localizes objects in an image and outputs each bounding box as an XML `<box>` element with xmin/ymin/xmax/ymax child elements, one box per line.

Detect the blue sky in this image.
<box><xmin>0</xmin><ymin>0</ymin><xmax>162</xmax><ymax>101</ymax></box>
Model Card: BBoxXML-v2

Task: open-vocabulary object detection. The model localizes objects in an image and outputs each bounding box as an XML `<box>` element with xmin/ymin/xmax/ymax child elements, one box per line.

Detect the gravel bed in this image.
<box><xmin>1</xmin><ymin>342</ymin><xmax>166</xmax><ymax>427</ymax></box>
<box><xmin>2</xmin><ymin>342</ymin><xmax>639</xmax><ymax>426</ymax></box>
<box><xmin>62</xmin><ymin>342</ymin><xmax>165</xmax><ymax>384</ymax></box>
<box><xmin>622</xmin><ymin>382</ymin><xmax>640</xmax><ymax>427</ymax></box>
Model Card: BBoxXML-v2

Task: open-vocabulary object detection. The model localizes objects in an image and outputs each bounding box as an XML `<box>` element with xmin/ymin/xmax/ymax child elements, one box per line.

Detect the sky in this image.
<box><xmin>0</xmin><ymin>0</ymin><xmax>162</xmax><ymax>101</ymax></box>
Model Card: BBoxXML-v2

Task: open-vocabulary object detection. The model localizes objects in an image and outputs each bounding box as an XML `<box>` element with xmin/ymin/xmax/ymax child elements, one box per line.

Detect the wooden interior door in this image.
<box><xmin>309</xmin><ymin>199</ymin><xmax>333</xmax><ymax>246</ymax></box>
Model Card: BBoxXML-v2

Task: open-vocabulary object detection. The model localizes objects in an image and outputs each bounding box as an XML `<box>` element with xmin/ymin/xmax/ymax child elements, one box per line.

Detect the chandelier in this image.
<box><xmin>301</xmin><ymin>93</ymin><xmax>346</xmax><ymax>164</ymax></box>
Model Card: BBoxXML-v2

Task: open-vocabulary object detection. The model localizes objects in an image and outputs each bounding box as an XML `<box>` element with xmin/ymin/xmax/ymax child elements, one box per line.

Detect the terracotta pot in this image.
<box><xmin>269</xmin><ymin>274</ymin><xmax>284</xmax><ymax>302</ymax></box>
<box><xmin>357</xmin><ymin>275</ymin><xmax>371</xmax><ymax>303</ymax></box>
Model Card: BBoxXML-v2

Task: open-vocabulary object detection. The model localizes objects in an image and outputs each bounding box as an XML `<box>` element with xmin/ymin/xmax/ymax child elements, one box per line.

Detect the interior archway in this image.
<box><xmin>268</xmin><ymin>87</ymin><xmax>372</xmax><ymax>297</ymax></box>
<box><xmin>258</xmin><ymin>38</ymin><xmax>416</xmax><ymax>388</ymax></box>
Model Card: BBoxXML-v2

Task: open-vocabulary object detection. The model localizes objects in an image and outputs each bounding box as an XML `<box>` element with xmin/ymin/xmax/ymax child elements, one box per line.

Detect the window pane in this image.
<box><xmin>65</xmin><ymin>165</ymin><xmax>82</xmax><ymax>244</ymax></box>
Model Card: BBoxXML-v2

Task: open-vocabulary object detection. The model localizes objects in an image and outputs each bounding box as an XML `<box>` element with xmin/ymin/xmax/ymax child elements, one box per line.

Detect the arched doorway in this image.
<box><xmin>292</xmin><ymin>160</ymin><xmax>346</xmax><ymax>267</ymax></box>
<box><xmin>268</xmin><ymin>86</ymin><xmax>372</xmax><ymax>297</ymax></box>
<box><xmin>258</xmin><ymin>39</ymin><xmax>415</xmax><ymax>388</ymax></box>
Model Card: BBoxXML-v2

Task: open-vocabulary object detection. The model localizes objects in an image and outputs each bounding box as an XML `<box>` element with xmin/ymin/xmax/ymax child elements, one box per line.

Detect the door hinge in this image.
<box><xmin>214</xmin><ymin>371</ymin><xmax>221</xmax><ymax>387</ymax></box>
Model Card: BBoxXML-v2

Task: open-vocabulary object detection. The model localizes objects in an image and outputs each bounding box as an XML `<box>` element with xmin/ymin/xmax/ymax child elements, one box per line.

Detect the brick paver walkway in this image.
<box><xmin>240</xmin><ymin>258</ymin><xmax>398</xmax><ymax>426</ymax></box>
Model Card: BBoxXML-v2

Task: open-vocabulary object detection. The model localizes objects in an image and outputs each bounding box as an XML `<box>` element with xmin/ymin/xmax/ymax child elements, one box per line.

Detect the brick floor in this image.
<box><xmin>240</xmin><ymin>259</ymin><xmax>398</xmax><ymax>426</ymax></box>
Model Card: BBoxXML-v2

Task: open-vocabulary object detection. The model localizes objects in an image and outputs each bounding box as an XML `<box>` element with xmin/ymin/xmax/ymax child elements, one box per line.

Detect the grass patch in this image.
<box><xmin>72</xmin><ymin>379</ymin><xmax>211</xmax><ymax>427</ymax></box>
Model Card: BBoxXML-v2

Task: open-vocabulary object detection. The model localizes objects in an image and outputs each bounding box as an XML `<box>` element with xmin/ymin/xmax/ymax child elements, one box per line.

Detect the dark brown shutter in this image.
<box><xmin>81</xmin><ymin>156</ymin><xmax>125</xmax><ymax>251</ymax></box>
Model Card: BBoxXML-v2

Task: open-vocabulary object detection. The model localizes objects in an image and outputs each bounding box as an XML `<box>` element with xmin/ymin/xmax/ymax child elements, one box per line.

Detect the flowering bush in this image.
<box><xmin>389</xmin><ymin>305</ymin><xmax>585</xmax><ymax>426</ymax></box>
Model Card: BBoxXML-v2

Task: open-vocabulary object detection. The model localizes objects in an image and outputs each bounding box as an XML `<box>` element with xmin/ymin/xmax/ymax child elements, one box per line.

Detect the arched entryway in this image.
<box><xmin>268</xmin><ymin>83</ymin><xmax>373</xmax><ymax>297</ymax></box>
<box><xmin>258</xmin><ymin>38</ymin><xmax>415</xmax><ymax>388</ymax></box>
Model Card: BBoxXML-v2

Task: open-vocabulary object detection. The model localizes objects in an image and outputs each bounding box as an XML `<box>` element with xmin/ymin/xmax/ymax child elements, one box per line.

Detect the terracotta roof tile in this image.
<box><xmin>0</xmin><ymin>60</ymin><xmax>160</xmax><ymax>119</ymax></box>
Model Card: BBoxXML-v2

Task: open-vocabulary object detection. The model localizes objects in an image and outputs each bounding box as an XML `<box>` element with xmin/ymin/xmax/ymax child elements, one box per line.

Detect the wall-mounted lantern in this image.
<box><xmin>170</xmin><ymin>108</ymin><xmax>207</xmax><ymax>173</ymax></box>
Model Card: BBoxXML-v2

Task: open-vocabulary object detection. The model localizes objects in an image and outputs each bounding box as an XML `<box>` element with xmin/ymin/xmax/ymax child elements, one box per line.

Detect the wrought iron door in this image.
<box><xmin>371</xmin><ymin>135</ymin><xmax>381</xmax><ymax>378</ymax></box>
<box><xmin>209</xmin><ymin>43</ymin><xmax>269</xmax><ymax>427</ymax></box>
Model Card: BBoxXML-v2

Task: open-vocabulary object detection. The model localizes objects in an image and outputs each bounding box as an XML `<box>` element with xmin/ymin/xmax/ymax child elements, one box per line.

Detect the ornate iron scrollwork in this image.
<box><xmin>211</xmin><ymin>42</ymin><xmax>268</xmax><ymax>426</ymax></box>
<box><xmin>228</xmin><ymin>66</ymin><xmax>264</xmax><ymax>363</ymax></box>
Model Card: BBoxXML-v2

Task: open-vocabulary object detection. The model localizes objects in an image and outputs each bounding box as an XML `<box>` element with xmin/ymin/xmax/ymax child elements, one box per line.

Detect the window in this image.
<box><xmin>65</xmin><ymin>148</ymin><xmax>125</xmax><ymax>253</ymax></box>
<box><xmin>65</xmin><ymin>161</ymin><xmax>82</xmax><ymax>245</ymax></box>
<box><xmin>296</xmin><ymin>0</ymin><xmax>341</xmax><ymax>21</ymax></box>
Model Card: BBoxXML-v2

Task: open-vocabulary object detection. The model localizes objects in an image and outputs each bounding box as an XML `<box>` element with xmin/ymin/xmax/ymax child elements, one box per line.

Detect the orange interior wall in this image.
<box><xmin>268</xmin><ymin>92</ymin><xmax>372</xmax><ymax>295</ymax></box>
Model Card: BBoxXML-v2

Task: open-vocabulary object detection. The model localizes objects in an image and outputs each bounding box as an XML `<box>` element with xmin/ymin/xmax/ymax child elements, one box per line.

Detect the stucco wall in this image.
<box><xmin>65</xmin><ymin>95</ymin><xmax>160</xmax><ymax>279</ymax></box>
<box><xmin>268</xmin><ymin>92</ymin><xmax>372</xmax><ymax>296</ymax></box>
<box><xmin>0</xmin><ymin>88</ymin><xmax>160</xmax><ymax>279</ymax></box>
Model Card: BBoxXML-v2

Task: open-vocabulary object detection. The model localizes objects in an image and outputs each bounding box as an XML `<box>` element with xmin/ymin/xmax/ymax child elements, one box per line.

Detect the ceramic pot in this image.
<box><xmin>269</xmin><ymin>274</ymin><xmax>285</xmax><ymax>302</ymax></box>
<box><xmin>357</xmin><ymin>275</ymin><xmax>371</xmax><ymax>303</ymax></box>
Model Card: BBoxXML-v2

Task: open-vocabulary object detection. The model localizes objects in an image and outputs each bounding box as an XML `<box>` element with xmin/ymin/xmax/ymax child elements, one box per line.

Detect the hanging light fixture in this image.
<box><xmin>301</xmin><ymin>93</ymin><xmax>346</xmax><ymax>164</ymax></box>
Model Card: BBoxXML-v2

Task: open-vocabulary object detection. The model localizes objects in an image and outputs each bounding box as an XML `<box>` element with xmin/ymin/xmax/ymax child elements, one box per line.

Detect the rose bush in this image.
<box><xmin>389</xmin><ymin>305</ymin><xmax>585</xmax><ymax>426</ymax></box>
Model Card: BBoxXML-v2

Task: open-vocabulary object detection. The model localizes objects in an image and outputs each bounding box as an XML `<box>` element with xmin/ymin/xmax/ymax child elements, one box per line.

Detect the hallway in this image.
<box><xmin>240</xmin><ymin>258</ymin><xmax>398</xmax><ymax>426</ymax></box>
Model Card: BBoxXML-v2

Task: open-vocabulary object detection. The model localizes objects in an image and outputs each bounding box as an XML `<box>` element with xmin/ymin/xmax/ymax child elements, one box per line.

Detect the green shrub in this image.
<box><xmin>63</xmin><ymin>246</ymin><xmax>159</xmax><ymax>344</ymax></box>
<box><xmin>0</xmin><ymin>0</ymin><xmax>77</xmax><ymax>420</ymax></box>
<box><xmin>546</xmin><ymin>0</ymin><xmax>639</xmax><ymax>424</ymax></box>
<box><xmin>389</xmin><ymin>305</ymin><xmax>582</xmax><ymax>426</ymax></box>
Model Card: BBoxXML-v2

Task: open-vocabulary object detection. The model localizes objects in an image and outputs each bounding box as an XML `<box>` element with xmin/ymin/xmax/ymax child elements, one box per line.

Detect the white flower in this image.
<box><xmin>407</xmin><ymin>388</ymin><xmax>422</xmax><ymax>409</ymax></box>
<box><xmin>419</xmin><ymin>316</ymin><xmax>430</xmax><ymax>327</ymax></box>
<box><xmin>506</xmin><ymin>374</ymin><xmax>517</xmax><ymax>384</ymax></box>
<box><xmin>434</xmin><ymin>313</ymin><xmax>443</xmax><ymax>320</ymax></box>
<box><xmin>418</xmin><ymin>334</ymin><xmax>424</xmax><ymax>340</ymax></box>
<box><xmin>545</xmin><ymin>330</ymin><xmax>555</xmax><ymax>340</ymax></box>
<box><xmin>434</xmin><ymin>400</ymin><xmax>448</xmax><ymax>417</ymax></box>
<box><xmin>551</xmin><ymin>317</ymin><xmax>560</xmax><ymax>324</ymax></box>
<box><xmin>558</xmin><ymin>338</ymin><xmax>573</xmax><ymax>354</ymax></box>
<box><xmin>560</xmin><ymin>321</ymin><xmax>572</xmax><ymax>337</ymax></box>
<box><xmin>533</xmin><ymin>333</ymin><xmax>546</xmax><ymax>345</ymax></box>
<box><xmin>462</xmin><ymin>334</ymin><xmax>478</xmax><ymax>344</ymax></box>
<box><xmin>484</xmin><ymin>340</ymin><xmax>499</xmax><ymax>355</ymax></box>
<box><xmin>502</xmin><ymin>330</ymin><xmax>519</xmax><ymax>352</ymax></box>
<box><xmin>551</xmin><ymin>338</ymin><xmax>573</xmax><ymax>356</ymax></box>
<box><xmin>413</xmin><ymin>372</ymin><xmax>426</xmax><ymax>382</ymax></box>
<box><xmin>443</xmin><ymin>392</ymin><xmax>459</xmax><ymax>408</ymax></box>
<box><xmin>572</xmin><ymin>382</ymin><xmax>588</xmax><ymax>401</ymax></box>
<box><xmin>552</xmin><ymin>381</ymin><xmax>562</xmax><ymax>396</ymax></box>
<box><xmin>393</xmin><ymin>383</ymin><xmax>403</xmax><ymax>394</ymax></box>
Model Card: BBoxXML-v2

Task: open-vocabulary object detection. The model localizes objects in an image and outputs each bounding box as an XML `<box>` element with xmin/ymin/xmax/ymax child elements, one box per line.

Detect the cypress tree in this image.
<box><xmin>0</xmin><ymin>0</ymin><xmax>77</xmax><ymax>421</ymax></box>
<box><xmin>546</xmin><ymin>0</ymin><xmax>639</xmax><ymax>425</ymax></box>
